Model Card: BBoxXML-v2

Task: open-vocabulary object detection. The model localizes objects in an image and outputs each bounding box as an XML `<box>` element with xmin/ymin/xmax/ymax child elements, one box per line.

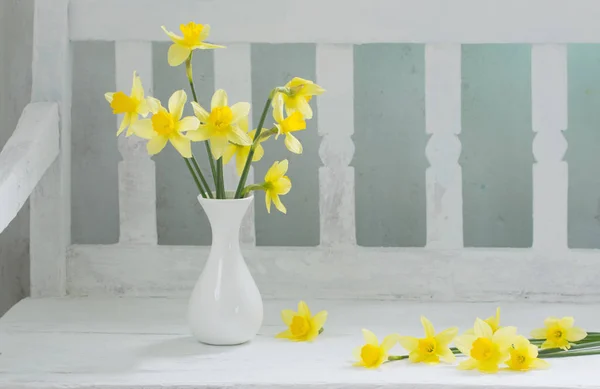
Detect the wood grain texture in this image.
<box><xmin>0</xmin><ymin>103</ymin><xmax>59</xmax><ymax>233</ymax></box>
<box><xmin>68</xmin><ymin>245</ymin><xmax>600</xmax><ymax>302</ymax></box>
<box><xmin>30</xmin><ymin>0</ymin><xmax>71</xmax><ymax>297</ymax></box>
<box><xmin>71</xmin><ymin>0</ymin><xmax>600</xmax><ymax>43</ymax></box>
<box><xmin>425</xmin><ymin>44</ymin><xmax>463</xmax><ymax>249</ymax></box>
<box><xmin>1</xmin><ymin>297</ymin><xmax>600</xmax><ymax>388</ymax></box>
<box><xmin>532</xmin><ymin>45</ymin><xmax>568</xmax><ymax>250</ymax></box>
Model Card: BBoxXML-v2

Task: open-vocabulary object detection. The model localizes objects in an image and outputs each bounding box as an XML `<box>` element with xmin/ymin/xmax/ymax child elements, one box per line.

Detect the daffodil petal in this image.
<box><xmin>265</xmin><ymin>190</ymin><xmax>272</xmax><ymax>213</ymax></box>
<box><xmin>458</xmin><ymin>359</ymin><xmax>477</xmax><ymax>370</ymax></box>
<box><xmin>177</xmin><ymin>116</ymin><xmax>200</xmax><ymax>133</ymax></box>
<box><xmin>253</xmin><ymin>144</ymin><xmax>264</xmax><ymax>162</ymax></box>
<box><xmin>311</xmin><ymin>311</ymin><xmax>328</xmax><ymax>331</ymax></box>
<box><xmin>408</xmin><ymin>351</ymin><xmax>423</xmax><ymax>363</ymax></box>
<box><xmin>284</xmin><ymin>133</ymin><xmax>303</xmax><ymax>154</ymax></box>
<box><xmin>397</xmin><ymin>336</ymin><xmax>419</xmax><ymax>352</ymax></box>
<box><xmin>297</xmin><ymin>301</ymin><xmax>311</xmax><ymax>318</ymax></box>
<box><xmin>137</xmin><ymin>99</ymin><xmax>150</xmax><ymax>117</ymax></box>
<box><xmin>435</xmin><ymin>327</ymin><xmax>458</xmax><ymax>346</ymax></box>
<box><xmin>230</xmin><ymin>102</ymin><xmax>250</xmax><ymax>123</ymax></box>
<box><xmin>280</xmin><ymin>309</ymin><xmax>295</xmax><ymax>326</ymax></box>
<box><xmin>479</xmin><ymin>361</ymin><xmax>499</xmax><ymax>374</ymax></box>
<box><xmin>381</xmin><ymin>334</ymin><xmax>399</xmax><ymax>352</ymax></box>
<box><xmin>540</xmin><ymin>340</ymin><xmax>556</xmax><ymax>350</ymax></box>
<box><xmin>131</xmin><ymin>71</ymin><xmax>144</xmax><ymax>100</ymax></box>
<box><xmin>198</xmin><ymin>24</ymin><xmax>211</xmax><ymax>41</ymax></box>
<box><xmin>566</xmin><ymin>326</ymin><xmax>587</xmax><ymax>342</ymax></box>
<box><xmin>558</xmin><ymin>317</ymin><xmax>575</xmax><ymax>329</ymax></box>
<box><xmin>352</xmin><ymin>346</ymin><xmax>362</xmax><ymax>361</ymax></box>
<box><xmin>209</xmin><ymin>135</ymin><xmax>228</xmax><ymax>160</ymax></box>
<box><xmin>196</xmin><ymin>42</ymin><xmax>226</xmax><ymax>50</ymax></box>
<box><xmin>117</xmin><ymin>114</ymin><xmax>131</xmax><ymax>136</ymax></box>
<box><xmin>454</xmin><ymin>334</ymin><xmax>477</xmax><ymax>355</ymax></box>
<box><xmin>147</xmin><ymin>135</ymin><xmax>168</xmax><ymax>155</ymax></box>
<box><xmin>278</xmin><ymin>159</ymin><xmax>289</xmax><ymax>176</ymax></box>
<box><xmin>235</xmin><ymin>148</ymin><xmax>250</xmax><ymax>176</ymax></box>
<box><xmin>169</xmin><ymin>133</ymin><xmax>192</xmax><ymax>158</ymax></box>
<box><xmin>272</xmin><ymin>195</ymin><xmax>287</xmax><ymax>213</ymax></box>
<box><xmin>299</xmin><ymin>82</ymin><xmax>325</xmax><ymax>96</ymax></box>
<box><xmin>161</xmin><ymin>26</ymin><xmax>184</xmax><ymax>44</ymax></box>
<box><xmin>295</xmin><ymin>97</ymin><xmax>313</xmax><ymax>119</ymax></box>
<box><xmin>275</xmin><ymin>330</ymin><xmax>294</xmax><ymax>339</ymax></box>
<box><xmin>273</xmin><ymin>94</ymin><xmax>285</xmax><ymax>123</ymax></box>
<box><xmin>211</xmin><ymin>89</ymin><xmax>228</xmax><ymax>110</ymax></box>
<box><xmin>191</xmin><ymin>101</ymin><xmax>210</xmax><ymax>122</ymax></box>
<box><xmin>130</xmin><ymin>119</ymin><xmax>154</xmax><ymax>139</ymax></box>
<box><xmin>105</xmin><ymin>92</ymin><xmax>114</xmax><ymax>103</ymax></box>
<box><xmin>421</xmin><ymin>316</ymin><xmax>435</xmax><ymax>338</ymax></box>
<box><xmin>167</xmin><ymin>44</ymin><xmax>191</xmax><ymax>67</ymax></box>
<box><xmin>186</xmin><ymin>125</ymin><xmax>211</xmax><ymax>142</ymax></box>
<box><xmin>146</xmin><ymin>97</ymin><xmax>162</xmax><ymax>114</ymax></box>
<box><xmin>228</xmin><ymin>126</ymin><xmax>252</xmax><ymax>146</ymax></box>
<box><xmin>362</xmin><ymin>329</ymin><xmax>379</xmax><ymax>346</ymax></box>
<box><xmin>544</xmin><ymin>317</ymin><xmax>560</xmax><ymax>327</ymax></box>
<box><xmin>168</xmin><ymin>90</ymin><xmax>187</xmax><ymax>121</ymax></box>
<box><xmin>530</xmin><ymin>328</ymin><xmax>546</xmax><ymax>339</ymax></box>
<box><xmin>474</xmin><ymin>318</ymin><xmax>493</xmax><ymax>339</ymax></box>
<box><xmin>531</xmin><ymin>358</ymin><xmax>550</xmax><ymax>369</ymax></box>
<box><xmin>222</xmin><ymin>144</ymin><xmax>237</xmax><ymax>165</ymax></box>
<box><xmin>493</xmin><ymin>326</ymin><xmax>517</xmax><ymax>350</ymax></box>
<box><xmin>277</xmin><ymin>176</ymin><xmax>292</xmax><ymax>195</ymax></box>
<box><xmin>437</xmin><ymin>347</ymin><xmax>456</xmax><ymax>363</ymax></box>
<box><xmin>126</xmin><ymin>114</ymin><xmax>139</xmax><ymax>137</ymax></box>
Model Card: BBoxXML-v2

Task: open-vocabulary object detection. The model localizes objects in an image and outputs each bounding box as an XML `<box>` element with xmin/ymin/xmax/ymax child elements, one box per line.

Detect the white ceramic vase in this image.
<box><xmin>188</xmin><ymin>193</ymin><xmax>263</xmax><ymax>345</ymax></box>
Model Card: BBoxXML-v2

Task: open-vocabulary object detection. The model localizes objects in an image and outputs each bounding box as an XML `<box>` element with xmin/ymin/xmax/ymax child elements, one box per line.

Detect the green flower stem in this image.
<box><xmin>191</xmin><ymin>155</ymin><xmax>213</xmax><ymax>199</ymax></box>
<box><xmin>234</xmin><ymin>90</ymin><xmax>276</xmax><ymax>199</ymax></box>
<box><xmin>539</xmin><ymin>341</ymin><xmax>600</xmax><ymax>354</ymax></box>
<box><xmin>387</xmin><ymin>355</ymin><xmax>410</xmax><ymax>361</ymax></box>
<box><xmin>540</xmin><ymin>349</ymin><xmax>600</xmax><ymax>358</ymax></box>
<box><xmin>184</xmin><ymin>158</ymin><xmax>207</xmax><ymax>199</ymax></box>
<box><xmin>241</xmin><ymin>184</ymin><xmax>264</xmax><ymax>198</ymax></box>
<box><xmin>185</xmin><ymin>54</ymin><xmax>219</xmax><ymax>192</ymax></box>
<box><xmin>216</xmin><ymin>158</ymin><xmax>225</xmax><ymax>199</ymax></box>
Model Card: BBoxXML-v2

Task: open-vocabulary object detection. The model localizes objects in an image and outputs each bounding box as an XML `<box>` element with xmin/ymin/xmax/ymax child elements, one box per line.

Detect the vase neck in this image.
<box><xmin>197</xmin><ymin>195</ymin><xmax>253</xmax><ymax>239</ymax></box>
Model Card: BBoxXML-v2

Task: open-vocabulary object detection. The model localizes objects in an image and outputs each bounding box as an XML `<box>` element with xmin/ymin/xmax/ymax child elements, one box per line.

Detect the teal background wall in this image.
<box><xmin>70</xmin><ymin>44</ymin><xmax>600</xmax><ymax>248</ymax></box>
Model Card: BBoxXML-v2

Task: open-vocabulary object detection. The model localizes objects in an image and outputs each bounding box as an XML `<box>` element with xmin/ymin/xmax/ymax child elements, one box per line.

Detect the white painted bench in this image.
<box><xmin>1</xmin><ymin>0</ymin><xmax>600</xmax><ymax>388</ymax></box>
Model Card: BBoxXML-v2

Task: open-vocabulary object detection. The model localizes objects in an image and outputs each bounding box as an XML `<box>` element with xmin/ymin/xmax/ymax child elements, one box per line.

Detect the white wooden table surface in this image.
<box><xmin>1</xmin><ymin>298</ymin><xmax>599</xmax><ymax>389</ymax></box>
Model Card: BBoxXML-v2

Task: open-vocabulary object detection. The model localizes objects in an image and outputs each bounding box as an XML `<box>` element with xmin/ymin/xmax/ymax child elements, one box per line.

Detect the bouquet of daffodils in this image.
<box><xmin>105</xmin><ymin>22</ymin><xmax>324</xmax><ymax>213</ymax></box>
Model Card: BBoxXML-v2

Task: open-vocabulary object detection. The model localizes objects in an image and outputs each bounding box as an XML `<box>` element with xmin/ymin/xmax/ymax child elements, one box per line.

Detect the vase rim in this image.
<box><xmin>197</xmin><ymin>191</ymin><xmax>254</xmax><ymax>203</ymax></box>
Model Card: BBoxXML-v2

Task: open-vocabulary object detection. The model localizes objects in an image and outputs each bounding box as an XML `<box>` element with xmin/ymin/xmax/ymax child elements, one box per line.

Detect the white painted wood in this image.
<box><xmin>115</xmin><ymin>42</ymin><xmax>157</xmax><ymax>244</ymax></box>
<box><xmin>425</xmin><ymin>44</ymin><xmax>463</xmax><ymax>249</ymax></box>
<box><xmin>2</xmin><ymin>297</ymin><xmax>600</xmax><ymax>388</ymax></box>
<box><xmin>67</xmin><ymin>245</ymin><xmax>600</xmax><ymax>302</ymax></box>
<box><xmin>29</xmin><ymin>0</ymin><xmax>71</xmax><ymax>297</ymax></box>
<box><xmin>71</xmin><ymin>0</ymin><xmax>600</xmax><ymax>44</ymax></box>
<box><xmin>317</xmin><ymin>44</ymin><xmax>356</xmax><ymax>247</ymax></box>
<box><xmin>0</xmin><ymin>103</ymin><xmax>59</xmax><ymax>234</ymax></box>
<box><xmin>214</xmin><ymin>44</ymin><xmax>255</xmax><ymax>245</ymax></box>
<box><xmin>532</xmin><ymin>45</ymin><xmax>568</xmax><ymax>250</ymax></box>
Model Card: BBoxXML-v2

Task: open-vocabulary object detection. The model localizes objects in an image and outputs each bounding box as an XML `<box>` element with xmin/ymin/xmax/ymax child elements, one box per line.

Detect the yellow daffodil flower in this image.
<box><xmin>506</xmin><ymin>335</ymin><xmax>550</xmax><ymax>371</ymax></box>
<box><xmin>531</xmin><ymin>317</ymin><xmax>587</xmax><ymax>350</ymax></box>
<box><xmin>188</xmin><ymin>89</ymin><xmax>252</xmax><ymax>160</ymax></box>
<box><xmin>161</xmin><ymin>22</ymin><xmax>225</xmax><ymax>67</ymax></box>
<box><xmin>455</xmin><ymin>318</ymin><xmax>517</xmax><ymax>374</ymax></box>
<box><xmin>277</xmin><ymin>77</ymin><xmax>325</xmax><ymax>120</ymax></box>
<box><xmin>465</xmin><ymin>307</ymin><xmax>502</xmax><ymax>335</ymax></box>
<box><xmin>222</xmin><ymin>118</ymin><xmax>268</xmax><ymax>176</ymax></box>
<box><xmin>261</xmin><ymin>160</ymin><xmax>291</xmax><ymax>214</ymax></box>
<box><xmin>273</xmin><ymin>94</ymin><xmax>306</xmax><ymax>154</ymax></box>
<box><xmin>275</xmin><ymin>301</ymin><xmax>327</xmax><ymax>342</ymax></box>
<box><xmin>353</xmin><ymin>329</ymin><xmax>399</xmax><ymax>369</ymax></box>
<box><xmin>105</xmin><ymin>71</ymin><xmax>150</xmax><ymax>136</ymax></box>
<box><xmin>129</xmin><ymin>90</ymin><xmax>199</xmax><ymax>158</ymax></box>
<box><xmin>397</xmin><ymin>316</ymin><xmax>458</xmax><ymax>364</ymax></box>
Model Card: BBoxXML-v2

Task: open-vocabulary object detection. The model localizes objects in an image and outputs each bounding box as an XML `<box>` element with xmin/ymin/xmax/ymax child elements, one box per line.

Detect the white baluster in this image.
<box><xmin>425</xmin><ymin>44</ymin><xmax>463</xmax><ymax>249</ymax></box>
<box><xmin>30</xmin><ymin>0</ymin><xmax>71</xmax><ymax>297</ymax></box>
<box><xmin>214</xmin><ymin>44</ymin><xmax>256</xmax><ymax>245</ymax></box>
<box><xmin>317</xmin><ymin>44</ymin><xmax>356</xmax><ymax>247</ymax></box>
<box><xmin>115</xmin><ymin>42</ymin><xmax>157</xmax><ymax>244</ymax></box>
<box><xmin>532</xmin><ymin>44</ymin><xmax>568</xmax><ymax>250</ymax></box>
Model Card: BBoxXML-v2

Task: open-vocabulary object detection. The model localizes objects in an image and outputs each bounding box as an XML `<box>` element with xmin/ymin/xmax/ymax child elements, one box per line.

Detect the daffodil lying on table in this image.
<box><xmin>345</xmin><ymin>307</ymin><xmax>600</xmax><ymax>372</ymax></box>
<box><xmin>105</xmin><ymin>21</ymin><xmax>325</xmax><ymax>211</ymax></box>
